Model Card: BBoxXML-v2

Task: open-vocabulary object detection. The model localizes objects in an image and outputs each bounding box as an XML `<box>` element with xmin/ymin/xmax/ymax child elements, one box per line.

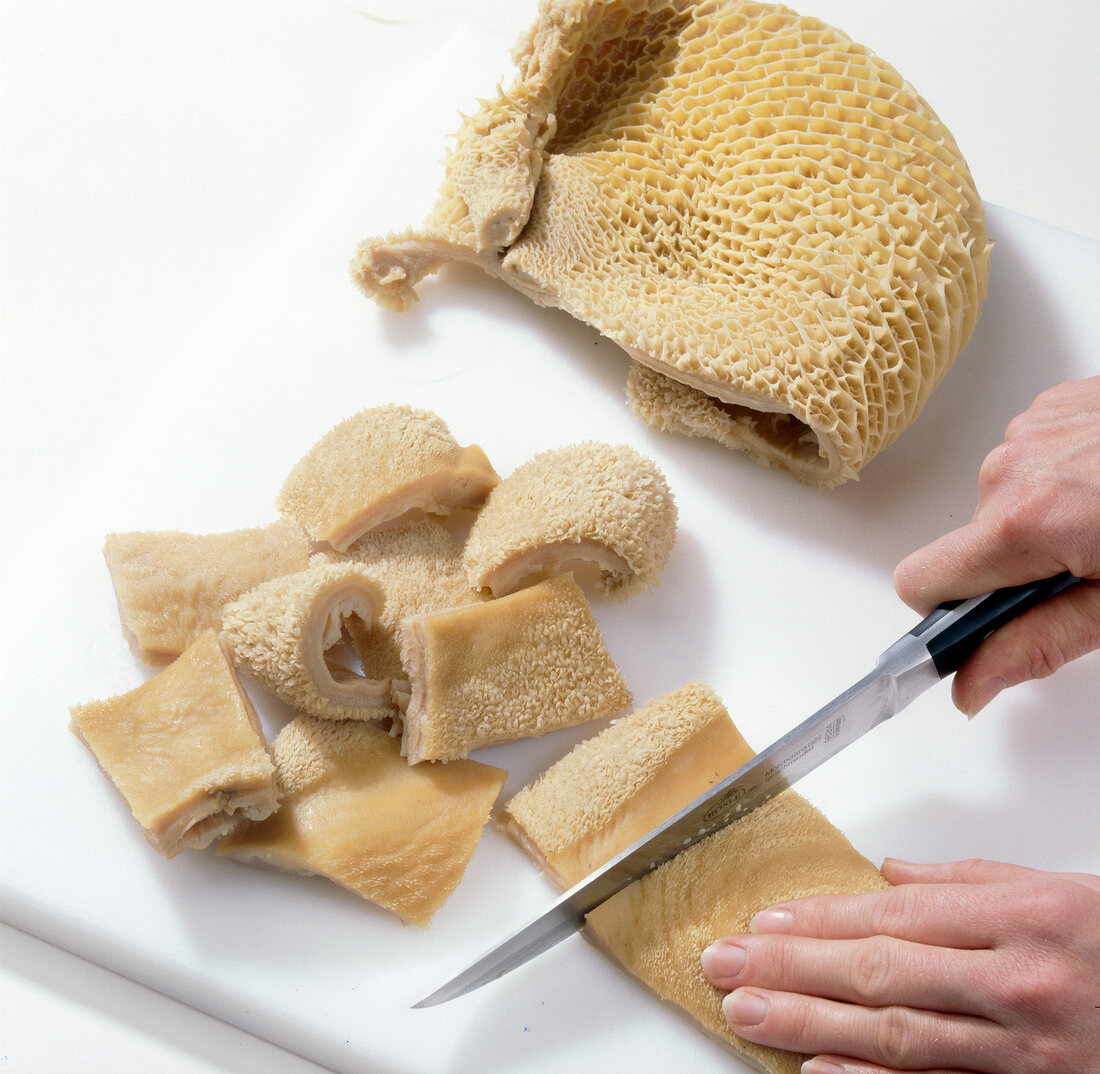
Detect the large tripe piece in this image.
<box><xmin>217</xmin><ymin>715</ymin><xmax>506</xmax><ymax>926</ymax></box>
<box><xmin>277</xmin><ymin>404</ymin><xmax>500</xmax><ymax>552</ymax></box>
<box><xmin>399</xmin><ymin>572</ymin><xmax>631</xmax><ymax>763</ymax></box>
<box><xmin>463</xmin><ymin>441</ymin><xmax>677</xmax><ymax>599</ymax></box>
<box><xmin>500</xmin><ymin>680</ymin><xmax>888</xmax><ymax>1074</ymax></box>
<box><xmin>103</xmin><ymin>522</ymin><xmax>310</xmax><ymax>664</ymax></box>
<box><xmin>69</xmin><ymin>631</ymin><xmax>278</xmax><ymax>858</ymax></box>
<box><xmin>220</xmin><ymin>558</ymin><xmax>394</xmax><ymax>720</ymax></box>
<box><xmin>352</xmin><ymin>1</ymin><xmax>991</xmax><ymax>486</ymax></box>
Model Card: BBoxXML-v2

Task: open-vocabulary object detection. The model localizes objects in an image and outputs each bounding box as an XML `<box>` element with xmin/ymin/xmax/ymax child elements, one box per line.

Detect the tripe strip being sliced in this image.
<box><xmin>502</xmin><ymin>680</ymin><xmax>887</xmax><ymax>1074</ymax></box>
<box><xmin>399</xmin><ymin>572</ymin><xmax>631</xmax><ymax>763</ymax></box>
<box><xmin>463</xmin><ymin>441</ymin><xmax>677</xmax><ymax>599</ymax></box>
<box><xmin>277</xmin><ymin>404</ymin><xmax>500</xmax><ymax>552</ymax></box>
<box><xmin>103</xmin><ymin>521</ymin><xmax>311</xmax><ymax>664</ymax></box>
<box><xmin>220</xmin><ymin>558</ymin><xmax>393</xmax><ymax>720</ymax></box>
<box><xmin>69</xmin><ymin>631</ymin><xmax>278</xmax><ymax>858</ymax></box>
<box><xmin>217</xmin><ymin>714</ymin><xmax>506</xmax><ymax>927</ymax></box>
<box><xmin>497</xmin><ymin>681</ymin><xmax>753</xmax><ymax>888</ymax></box>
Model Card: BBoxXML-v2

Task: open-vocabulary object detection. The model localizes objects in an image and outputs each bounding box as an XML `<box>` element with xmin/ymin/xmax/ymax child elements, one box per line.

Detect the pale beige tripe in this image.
<box><xmin>399</xmin><ymin>572</ymin><xmax>631</xmax><ymax>763</ymax></box>
<box><xmin>277</xmin><ymin>404</ymin><xmax>499</xmax><ymax>551</ymax></box>
<box><xmin>69</xmin><ymin>631</ymin><xmax>278</xmax><ymax>858</ymax></box>
<box><xmin>217</xmin><ymin>715</ymin><xmax>507</xmax><ymax>926</ymax></box>
<box><xmin>498</xmin><ymin>681</ymin><xmax>751</xmax><ymax>886</ymax></box>
<box><xmin>352</xmin><ymin>0</ymin><xmax>990</xmax><ymax>487</ymax></box>
<box><xmin>463</xmin><ymin>441</ymin><xmax>677</xmax><ymax>599</ymax></box>
<box><xmin>103</xmin><ymin>521</ymin><xmax>310</xmax><ymax>664</ymax></box>
<box><xmin>323</xmin><ymin>519</ymin><xmax>486</xmax><ymax>682</ymax></box>
<box><xmin>220</xmin><ymin>558</ymin><xmax>393</xmax><ymax>720</ymax></box>
<box><xmin>503</xmin><ymin>679</ymin><xmax>888</xmax><ymax>1074</ymax></box>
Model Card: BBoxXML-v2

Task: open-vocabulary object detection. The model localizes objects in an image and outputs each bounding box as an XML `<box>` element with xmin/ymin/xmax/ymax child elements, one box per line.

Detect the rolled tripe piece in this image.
<box><xmin>323</xmin><ymin>519</ymin><xmax>487</xmax><ymax>682</ymax></box>
<box><xmin>103</xmin><ymin>521</ymin><xmax>311</xmax><ymax>664</ymax></box>
<box><xmin>277</xmin><ymin>404</ymin><xmax>500</xmax><ymax>551</ymax></box>
<box><xmin>500</xmin><ymin>678</ymin><xmax>888</xmax><ymax>1074</ymax></box>
<box><xmin>217</xmin><ymin>714</ymin><xmax>506</xmax><ymax>926</ymax></box>
<box><xmin>399</xmin><ymin>572</ymin><xmax>631</xmax><ymax>763</ymax></box>
<box><xmin>463</xmin><ymin>441</ymin><xmax>677</xmax><ymax>598</ymax></box>
<box><xmin>220</xmin><ymin>558</ymin><xmax>393</xmax><ymax>720</ymax></box>
<box><xmin>69</xmin><ymin>630</ymin><xmax>278</xmax><ymax>857</ymax></box>
<box><xmin>497</xmin><ymin>681</ymin><xmax>753</xmax><ymax>888</ymax></box>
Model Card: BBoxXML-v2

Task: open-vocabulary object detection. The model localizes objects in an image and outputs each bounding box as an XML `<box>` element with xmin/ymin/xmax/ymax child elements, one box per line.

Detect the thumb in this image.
<box><xmin>949</xmin><ymin>580</ymin><xmax>1100</xmax><ymax>716</ymax></box>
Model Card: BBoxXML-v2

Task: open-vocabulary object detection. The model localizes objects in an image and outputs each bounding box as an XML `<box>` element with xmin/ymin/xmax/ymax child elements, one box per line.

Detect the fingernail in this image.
<box><xmin>801</xmin><ymin>1060</ymin><xmax>845</xmax><ymax>1074</ymax></box>
<box><xmin>967</xmin><ymin>676</ymin><xmax>1007</xmax><ymax>717</ymax></box>
<box><xmin>701</xmin><ymin>940</ymin><xmax>747</xmax><ymax>979</ymax></box>
<box><xmin>749</xmin><ymin>906</ymin><xmax>793</xmax><ymax>934</ymax></box>
<box><xmin>723</xmin><ymin>988</ymin><xmax>768</xmax><ymax>1026</ymax></box>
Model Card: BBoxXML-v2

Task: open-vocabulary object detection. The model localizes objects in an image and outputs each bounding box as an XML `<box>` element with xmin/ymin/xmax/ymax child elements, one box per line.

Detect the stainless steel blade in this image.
<box><xmin>413</xmin><ymin>619</ymin><xmax>946</xmax><ymax>1008</ymax></box>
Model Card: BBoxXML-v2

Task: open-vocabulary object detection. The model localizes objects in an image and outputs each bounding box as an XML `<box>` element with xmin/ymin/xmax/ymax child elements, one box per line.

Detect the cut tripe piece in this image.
<box><xmin>220</xmin><ymin>558</ymin><xmax>393</xmax><ymax>720</ymax></box>
<box><xmin>502</xmin><ymin>681</ymin><xmax>887</xmax><ymax>1073</ymax></box>
<box><xmin>589</xmin><ymin>793</ymin><xmax>889</xmax><ymax>1074</ymax></box>
<box><xmin>463</xmin><ymin>441</ymin><xmax>677</xmax><ymax>599</ymax></box>
<box><xmin>352</xmin><ymin>1</ymin><xmax>990</xmax><ymax>487</ymax></box>
<box><xmin>497</xmin><ymin>681</ymin><xmax>752</xmax><ymax>888</ymax></box>
<box><xmin>217</xmin><ymin>715</ymin><xmax>506</xmax><ymax>926</ymax></box>
<box><xmin>103</xmin><ymin>521</ymin><xmax>310</xmax><ymax>664</ymax></box>
<box><xmin>324</xmin><ymin>519</ymin><xmax>487</xmax><ymax>682</ymax></box>
<box><xmin>399</xmin><ymin>572</ymin><xmax>631</xmax><ymax>763</ymax></box>
<box><xmin>69</xmin><ymin>631</ymin><xmax>278</xmax><ymax>858</ymax></box>
<box><xmin>277</xmin><ymin>404</ymin><xmax>500</xmax><ymax>551</ymax></box>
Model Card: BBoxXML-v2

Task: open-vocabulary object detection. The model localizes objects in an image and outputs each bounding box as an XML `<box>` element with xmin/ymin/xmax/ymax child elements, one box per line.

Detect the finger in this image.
<box><xmin>880</xmin><ymin>857</ymin><xmax>1051</xmax><ymax>886</ymax></box>
<box><xmin>947</xmin><ymin>580</ymin><xmax>1100</xmax><ymax>715</ymax></box>
<box><xmin>743</xmin><ymin>882</ymin><xmax>1009</xmax><ymax>949</ymax></box>
<box><xmin>803</xmin><ymin>1058</ymin><xmax>974</xmax><ymax>1074</ymax></box>
<box><xmin>721</xmin><ymin>988</ymin><xmax>1008</xmax><ymax>1073</ymax></box>
<box><xmin>701</xmin><ymin>933</ymin><xmax>996</xmax><ymax>1017</ymax></box>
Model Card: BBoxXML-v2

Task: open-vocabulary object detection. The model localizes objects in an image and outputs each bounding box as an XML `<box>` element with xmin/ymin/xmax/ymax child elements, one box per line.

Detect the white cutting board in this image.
<box><xmin>2</xmin><ymin>8</ymin><xmax>1097</xmax><ymax>1073</ymax></box>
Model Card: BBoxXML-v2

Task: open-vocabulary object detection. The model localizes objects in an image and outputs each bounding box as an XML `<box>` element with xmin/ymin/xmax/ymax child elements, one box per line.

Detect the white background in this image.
<box><xmin>2</xmin><ymin>3</ymin><xmax>1097</xmax><ymax>1072</ymax></box>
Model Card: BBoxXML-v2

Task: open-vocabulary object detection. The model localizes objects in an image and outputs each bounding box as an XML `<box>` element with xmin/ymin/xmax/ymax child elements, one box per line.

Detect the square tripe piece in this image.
<box><xmin>69</xmin><ymin>630</ymin><xmax>278</xmax><ymax>857</ymax></box>
<box><xmin>399</xmin><ymin>572</ymin><xmax>631</xmax><ymax>763</ymax></box>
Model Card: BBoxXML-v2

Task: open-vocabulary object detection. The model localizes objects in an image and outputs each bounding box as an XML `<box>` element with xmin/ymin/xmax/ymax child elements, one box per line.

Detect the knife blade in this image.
<box><xmin>414</xmin><ymin>571</ymin><xmax>1082</xmax><ymax>1009</ymax></box>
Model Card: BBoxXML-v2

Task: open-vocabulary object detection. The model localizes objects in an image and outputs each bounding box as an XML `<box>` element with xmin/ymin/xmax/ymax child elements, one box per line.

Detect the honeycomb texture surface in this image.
<box><xmin>353</xmin><ymin>0</ymin><xmax>991</xmax><ymax>486</ymax></box>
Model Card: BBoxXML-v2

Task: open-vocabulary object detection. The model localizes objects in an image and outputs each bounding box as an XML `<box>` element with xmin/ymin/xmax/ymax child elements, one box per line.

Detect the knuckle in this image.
<box><xmin>850</xmin><ymin>936</ymin><xmax>897</xmax><ymax>1005</ymax></box>
<box><xmin>871</xmin><ymin>1006</ymin><xmax>922</xmax><ymax>1068</ymax></box>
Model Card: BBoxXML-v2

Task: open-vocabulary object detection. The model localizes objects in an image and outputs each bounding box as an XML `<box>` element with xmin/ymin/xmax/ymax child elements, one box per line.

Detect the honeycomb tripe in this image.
<box><xmin>321</xmin><ymin>519</ymin><xmax>487</xmax><ymax>683</ymax></box>
<box><xmin>69</xmin><ymin>631</ymin><xmax>279</xmax><ymax>858</ymax></box>
<box><xmin>217</xmin><ymin>714</ymin><xmax>506</xmax><ymax>927</ymax></box>
<box><xmin>352</xmin><ymin>0</ymin><xmax>991</xmax><ymax>487</ymax></box>
<box><xmin>103</xmin><ymin>521</ymin><xmax>310</xmax><ymax>664</ymax></box>
<box><xmin>277</xmin><ymin>404</ymin><xmax>500</xmax><ymax>551</ymax></box>
<box><xmin>463</xmin><ymin>441</ymin><xmax>677</xmax><ymax>599</ymax></box>
<box><xmin>501</xmin><ymin>679</ymin><xmax>888</xmax><ymax>1073</ymax></box>
<box><xmin>398</xmin><ymin>572</ymin><xmax>631</xmax><ymax>763</ymax></box>
<box><xmin>220</xmin><ymin>557</ymin><xmax>394</xmax><ymax>721</ymax></box>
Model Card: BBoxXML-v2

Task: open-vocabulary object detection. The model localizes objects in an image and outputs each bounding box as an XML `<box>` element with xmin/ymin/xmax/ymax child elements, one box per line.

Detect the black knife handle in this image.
<box><xmin>911</xmin><ymin>571</ymin><xmax>1083</xmax><ymax>678</ymax></box>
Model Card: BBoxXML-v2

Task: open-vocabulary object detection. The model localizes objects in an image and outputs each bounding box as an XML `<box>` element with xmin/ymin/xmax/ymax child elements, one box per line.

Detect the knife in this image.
<box><xmin>414</xmin><ymin>570</ymin><xmax>1082</xmax><ymax>1008</ymax></box>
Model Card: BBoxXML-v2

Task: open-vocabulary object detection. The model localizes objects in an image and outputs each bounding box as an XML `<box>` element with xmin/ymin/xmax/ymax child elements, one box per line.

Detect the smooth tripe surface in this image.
<box><xmin>103</xmin><ymin>522</ymin><xmax>310</xmax><ymax>663</ymax></box>
<box><xmin>217</xmin><ymin>715</ymin><xmax>506</xmax><ymax>926</ymax></box>
<box><xmin>498</xmin><ymin>681</ymin><xmax>752</xmax><ymax>886</ymax></box>
<box><xmin>352</xmin><ymin>0</ymin><xmax>990</xmax><ymax>486</ymax></box>
<box><xmin>277</xmin><ymin>404</ymin><xmax>499</xmax><ymax>551</ymax></box>
<box><xmin>399</xmin><ymin>572</ymin><xmax>631</xmax><ymax>762</ymax></box>
<box><xmin>220</xmin><ymin>558</ymin><xmax>393</xmax><ymax>720</ymax></box>
<box><xmin>69</xmin><ymin>631</ymin><xmax>278</xmax><ymax>857</ymax></box>
<box><xmin>504</xmin><ymin>680</ymin><xmax>887</xmax><ymax>1072</ymax></box>
<box><xmin>464</xmin><ymin>441</ymin><xmax>677</xmax><ymax>598</ymax></box>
